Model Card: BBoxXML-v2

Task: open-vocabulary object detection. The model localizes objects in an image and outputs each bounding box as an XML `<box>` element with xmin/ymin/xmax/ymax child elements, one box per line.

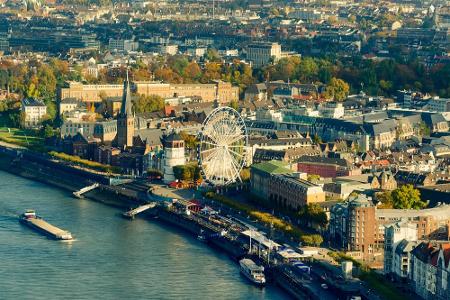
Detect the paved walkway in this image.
<box><xmin>151</xmin><ymin>184</ymin><xmax>195</xmax><ymax>200</ymax></box>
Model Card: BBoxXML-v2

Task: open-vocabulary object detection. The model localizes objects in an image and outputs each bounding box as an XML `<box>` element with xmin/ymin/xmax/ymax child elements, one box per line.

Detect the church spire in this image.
<box><xmin>120</xmin><ymin>69</ymin><xmax>132</xmax><ymax>116</ymax></box>
<box><xmin>117</xmin><ymin>68</ymin><xmax>135</xmax><ymax>149</ymax></box>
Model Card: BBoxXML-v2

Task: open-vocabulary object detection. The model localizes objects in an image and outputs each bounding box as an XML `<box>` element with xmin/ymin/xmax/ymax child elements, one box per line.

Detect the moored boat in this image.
<box><xmin>239</xmin><ymin>258</ymin><xmax>266</xmax><ymax>286</ymax></box>
<box><xmin>197</xmin><ymin>229</ymin><xmax>207</xmax><ymax>242</ymax></box>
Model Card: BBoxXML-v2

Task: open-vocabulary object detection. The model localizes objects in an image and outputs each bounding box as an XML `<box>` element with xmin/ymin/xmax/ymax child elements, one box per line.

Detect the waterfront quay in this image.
<box><xmin>0</xmin><ymin>144</ymin><xmax>357</xmax><ymax>299</ymax></box>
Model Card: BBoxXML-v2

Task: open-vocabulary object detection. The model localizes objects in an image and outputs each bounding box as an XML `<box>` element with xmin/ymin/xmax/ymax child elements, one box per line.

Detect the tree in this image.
<box><xmin>301</xmin><ymin>234</ymin><xmax>323</xmax><ymax>246</ymax></box>
<box><xmin>133</xmin><ymin>95</ymin><xmax>164</xmax><ymax>113</ymax></box>
<box><xmin>205</xmin><ymin>48</ymin><xmax>221</xmax><ymax>62</ymax></box>
<box><xmin>298</xmin><ymin>203</ymin><xmax>328</xmax><ymax>228</ymax></box>
<box><xmin>323</xmin><ymin>77</ymin><xmax>349</xmax><ymax>101</ymax></box>
<box><xmin>376</xmin><ymin>191</ymin><xmax>393</xmax><ymax>209</ymax></box>
<box><xmin>229</xmin><ymin>100</ymin><xmax>239</xmax><ymax>111</ymax></box>
<box><xmin>43</xmin><ymin>124</ymin><xmax>56</xmax><ymax>138</ymax></box>
<box><xmin>179</xmin><ymin>131</ymin><xmax>198</xmax><ymax>149</ymax></box>
<box><xmin>240</xmin><ymin>168</ymin><xmax>250</xmax><ymax>182</ymax></box>
<box><xmin>418</xmin><ymin>121</ymin><xmax>431</xmax><ymax>137</ymax></box>
<box><xmin>297</xmin><ymin>57</ymin><xmax>318</xmax><ymax>82</ymax></box>
<box><xmin>24</xmin><ymin>83</ymin><xmax>39</xmax><ymax>98</ymax></box>
<box><xmin>173</xmin><ymin>163</ymin><xmax>201</xmax><ymax>182</ymax></box>
<box><xmin>312</xmin><ymin>134</ymin><xmax>322</xmax><ymax>144</ymax></box>
<box><xmin>391</xmin><ymin>185</ymin><xmax>426</xmax><ymax>209</ymax></box>
<box><xmin>147</xmin><ymin>168</ymin><xmax>163</xmax><ymax>179</ymax></box>
<box><xmin>307</xmin><ymin>174</ymin><xmax>321</xmax><ymax>182</ymax></box>
<box><xmin>184</xmin><ymin>62</ymin><xmax>202</xmax><ymax>82</ymax></box>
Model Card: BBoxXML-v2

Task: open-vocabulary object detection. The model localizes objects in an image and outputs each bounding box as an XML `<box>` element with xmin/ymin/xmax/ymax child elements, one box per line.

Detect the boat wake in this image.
<box><xmin>61</xmin><ymin>238</ymin><xmax>78</xmax><ymax>243</ymax></box>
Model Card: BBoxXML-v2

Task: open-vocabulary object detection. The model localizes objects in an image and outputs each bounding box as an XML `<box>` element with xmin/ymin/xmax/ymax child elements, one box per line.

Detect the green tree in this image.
<box><xmin>298</xmin><ymin>203</ymin><xmax>328</xmax><ymax>228</ymax></box>
<box><xmin>297</xmin><ymin>57</ymin><xmax>318</xmax><ymax>82</ymax></box>
<box><xmin>179</xmin><ymin>131</ymin><xmax>198</xmax><ymax>149</ymax></box>
<box><xmin>391</xmin><ymin>185</ymin><xmax>426</xmax><ymax>209</ymax></box>
<box><xmin>43</xmin><ymin>124</ymin><xmax>56</xmax><ymax>138</ymax></box>
<box><xmin>301</xmin><ymin>234</ymin><xmax>323</xmax><ymax>246</ymax></box>
<box><xmin>173</xmin><ymin>163</ymin><xmax>200</xmax><ymax>182</ymax></box>
<box><xmin>133</xmin><ymin>95</ymin><xmax>164</xmax><ymax>113</ymax></box>
<box><xmin>24</xmin><ymin>83</ymin><xmax>39</xmax><ymax>98</ymax></box>
<box><xmin>229</xmin><ymin>100</ymin><xmax>239</xmax><ymax>111</ymax></box>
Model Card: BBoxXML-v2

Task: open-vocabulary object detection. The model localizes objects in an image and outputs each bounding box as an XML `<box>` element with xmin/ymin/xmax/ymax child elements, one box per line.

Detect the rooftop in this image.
<box><xmin>22</xmin><ymin>98</ymin><xmax>45</xmax><ymax>107</ymax></box>
<box><xmin>251</xmin><ymin>160</ymin><xmax>292</xmax><ymax>175</ymax></box>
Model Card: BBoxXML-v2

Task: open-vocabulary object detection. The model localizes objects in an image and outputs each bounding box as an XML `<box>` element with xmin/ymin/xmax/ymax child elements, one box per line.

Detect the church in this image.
<box><xmin>55</xmin><ymin>73</ymin><xmax>168</xmax><ymax>176</ymax></box>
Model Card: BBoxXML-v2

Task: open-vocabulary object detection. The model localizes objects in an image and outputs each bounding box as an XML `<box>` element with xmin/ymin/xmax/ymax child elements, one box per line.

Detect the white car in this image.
<box><xmin>321</xmin><ymin>283</ymin><xmax>328</xmax><ymax>290</ymax></box>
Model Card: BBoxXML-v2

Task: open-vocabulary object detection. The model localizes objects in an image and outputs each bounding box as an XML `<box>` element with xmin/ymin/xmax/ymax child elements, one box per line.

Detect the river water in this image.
<box><xmin>0</xmin><ymin>171</ymin><xmax>289</xmax><ymax>300</ymax></box>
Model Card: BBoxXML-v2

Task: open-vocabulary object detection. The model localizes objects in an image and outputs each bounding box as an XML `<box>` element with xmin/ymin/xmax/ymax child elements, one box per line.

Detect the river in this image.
<box><xmin>0</xmin><ymin>171</ymin><xmax>289</xmax><ymax>300</ymax></box>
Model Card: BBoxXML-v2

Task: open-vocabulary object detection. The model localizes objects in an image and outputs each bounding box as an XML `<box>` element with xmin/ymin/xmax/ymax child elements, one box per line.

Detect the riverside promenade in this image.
<box><xmin>0</xmin><ymin>142</ymin><xmax>366</xmax><ymax>299</ymax></box>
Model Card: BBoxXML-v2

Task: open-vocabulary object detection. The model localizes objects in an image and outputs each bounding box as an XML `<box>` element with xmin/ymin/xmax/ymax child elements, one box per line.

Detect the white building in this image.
<box><xmin>428</xmin><ymin>98</ymin><xmax>450</xmax><ymax>113</ymax></box>
<box><xmin>159</xmin><ymin>44</ymin><xmax>178</xmax><ymax>56</ymax></box>
<box><xmin>186</xmin><ymin>47</ymin><xmax>207</xmax><ymax>57</ymax></box>
<box><xmin>59</xmin><ymin>98</ymin><xmax>80</xmax><ymax>115</ymax></box>
<box><xmin>162</xmin><ymin>132</ymin><xmax>185</xmax><ymax>183</ymax></box>
<box><xmin>384</xmin><ymin>221</ymin><xmax>418</xmax><ymax>276</ymax></box>
<box><xmin>319</xmin><ymin>102</ymin><xmax>345</xmax><ymax>119</ymax></box>
<box><xmin>21</xmin><ymin>98</ymin><xmax>47</xmax><ymax>128</ymax></box>
<box><xmin>411</xmin><ymin>242</ymin><xmax>450</xmax><ymax>300</ymax></box>
<box><xmin>246</xmin><ymin>42</ymin><xmax>281</xmax><ymax>67</ymax></box>
<box><xmin>108</xmin><ymin>39</ymin><xmax>139</xmax><ymax>53</ymax></box>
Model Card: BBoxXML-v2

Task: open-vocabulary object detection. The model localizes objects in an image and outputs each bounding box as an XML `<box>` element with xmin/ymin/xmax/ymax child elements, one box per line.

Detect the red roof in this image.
<box><xmin>168</xmin><ymin>181</ymin><xmax>179</xmax><ymax>188</ymax></box>
<box><xmin>440</xmin><ymin>244</ymin><xmax>450</xmax><ymax>268</ymax></box>
<box><xmin>165</xmin><ymin>106</ymin><xmax>175</xmax><ymax>116</ymax></box>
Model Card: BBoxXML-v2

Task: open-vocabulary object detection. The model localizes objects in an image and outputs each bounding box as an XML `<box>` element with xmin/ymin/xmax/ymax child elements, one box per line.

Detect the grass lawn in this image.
<box><xmin>0</xmin><ymin>127</ymin><xmax>45</xmax><ymax>150</ymax></box>
<box><xmin>360</xmin><ymin>271</ymin><xmax>408</xmax><ymax>300</ymax></box>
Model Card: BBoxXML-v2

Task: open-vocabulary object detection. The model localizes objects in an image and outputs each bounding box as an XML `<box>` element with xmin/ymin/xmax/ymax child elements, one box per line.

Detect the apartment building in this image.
<box><xmin>21</xmin><ymin>98</ymin><xmax>47</xmax><ymax>128</ymax></box>
<box><xmin>246</xmin><ymin>42</ymin><xmax>282</xmax><ymax>67</ymax></box>
<box><xmin>410</xmin><ymin>242</ymin><xmax>450</xmax><ymax>300</ymax></box>
<box><xmin>384</xmin><ymin>222</ymin><xmax>418</xmax><ymax>277</ymax></box>
<box><xmin>428</xmin><ymin>98</ymin><xmax>450</xmax><ymax>113</ymax></box>
<box><xmin>330</xmin><ymin>197</ymin><xmax>450</xmax><ymax>261</ymax></box>
<box><xmin>108</xmin><ymin>39</ymin><xmax>139</xmax><ymax>53</ymax></box>
<box><xmin>268</xmin><ymin>173</ymin><xmax>325</xmax><ymax>209</ymax></box>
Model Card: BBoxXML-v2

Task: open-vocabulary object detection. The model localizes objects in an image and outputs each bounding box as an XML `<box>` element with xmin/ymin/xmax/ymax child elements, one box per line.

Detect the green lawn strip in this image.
<box><xmin>49</xmin><ymin>151</ymin><xmax>120</xmax><ymax>174</ymax></box>
<box><xmin>328</xmin><ymin>251</ymin><xmax>408</xmax><ymax>300</ymax></box>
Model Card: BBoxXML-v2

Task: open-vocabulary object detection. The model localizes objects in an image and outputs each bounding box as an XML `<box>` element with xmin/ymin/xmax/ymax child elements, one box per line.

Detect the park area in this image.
<box><xmin>0</xmin><ymin>127</ymin><xmax>45</xmax><ymax>150</ymax></box>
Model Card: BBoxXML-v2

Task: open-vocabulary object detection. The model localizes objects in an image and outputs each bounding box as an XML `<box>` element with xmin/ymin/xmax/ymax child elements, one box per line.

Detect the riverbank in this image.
<box><xmin>1</xmin><ymin>170</ymin><xmax>288</xmax><ymax>300</ymax></box>
<box><xmin>0</xmin><ymin>146</ymin><xmax>336</xmax><ymax>299</ymax></box>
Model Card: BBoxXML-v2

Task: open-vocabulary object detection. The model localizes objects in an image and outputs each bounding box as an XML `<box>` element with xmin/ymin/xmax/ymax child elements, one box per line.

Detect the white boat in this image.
<box><xmin>197</xmin><ymin>229</ymin><xmax>207</xmax><ymax>242</ymax></box>
<box><xmin>239</xmin><ymin>258</ymin><xmax>266</xmax><ymax>286</ymax></box>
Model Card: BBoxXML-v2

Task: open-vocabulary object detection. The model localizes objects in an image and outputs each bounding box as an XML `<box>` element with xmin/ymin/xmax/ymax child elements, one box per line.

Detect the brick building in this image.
<box><xmin>297</xmin><ymin>156</ymin><xmax>361</xmax><ymax>178</ymax></box>
<box><xmin>330</xmin><ymin>196</ymin><xmax>450</xmax><ymax>262</ymax></box>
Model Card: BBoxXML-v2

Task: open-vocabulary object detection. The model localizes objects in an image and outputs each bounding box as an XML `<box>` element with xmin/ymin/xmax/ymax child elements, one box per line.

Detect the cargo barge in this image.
<box><xmin>19</xmin><ymin>210</ymin><xmax>73</xmax><ymax>240</ymax></box>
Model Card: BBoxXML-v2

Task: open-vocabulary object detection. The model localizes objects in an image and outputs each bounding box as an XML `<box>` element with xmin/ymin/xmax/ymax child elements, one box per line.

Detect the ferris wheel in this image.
<box><xmin>198</xmin><ymin>106</ymin><xmax>248</xmax><ymax>186</ymax></box>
